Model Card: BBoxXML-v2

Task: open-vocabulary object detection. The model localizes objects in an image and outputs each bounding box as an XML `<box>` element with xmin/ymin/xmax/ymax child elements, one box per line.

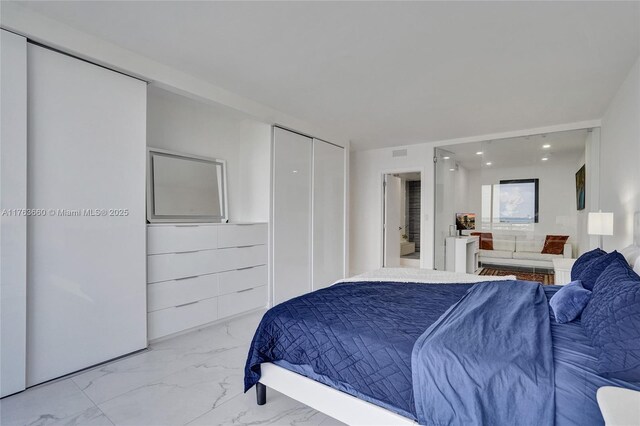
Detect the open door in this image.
<box><xmin>383</xmin><ymin>174</ymin><xmax>402</xmax><ymax>267</ymax></box>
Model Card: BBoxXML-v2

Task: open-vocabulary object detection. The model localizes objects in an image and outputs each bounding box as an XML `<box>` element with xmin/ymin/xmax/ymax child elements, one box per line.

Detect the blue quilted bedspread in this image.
<box><xmin>244</xmin><ymin>280</ymin><xmax>555</xmax><ymax>424</ymax></box>
<box><xmin>244</xmin><ymin>281</ymin><xmax>472</xmax><ymax>419</ymax></box>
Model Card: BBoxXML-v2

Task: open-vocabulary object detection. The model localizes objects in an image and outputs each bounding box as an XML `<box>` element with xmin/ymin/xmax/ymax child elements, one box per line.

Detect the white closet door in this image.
<box><xmin>26</xmin><ymin>45</ymin><xmax>147</xmax><ymax>386</ymax></box>
<box><xmin>312</xmin><ymin>140</ymin><xmax>345</xmax><ymax>290</ymax></box>
<box><xmin>1</xmin><ymin>29</ymin><xmax>27</xmax><ymax>397</ymax></box>
<box><xmin>272</xmin><ymin>128</ymin><xmax>312</xmax><ymax>305</ymax></box>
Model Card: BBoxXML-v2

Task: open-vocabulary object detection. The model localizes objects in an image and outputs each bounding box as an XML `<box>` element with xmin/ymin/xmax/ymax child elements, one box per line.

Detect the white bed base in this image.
<box><xmin>259</xmin><ymin>362</ymin><xmax>416</xmax><ymax>426</ymax></box>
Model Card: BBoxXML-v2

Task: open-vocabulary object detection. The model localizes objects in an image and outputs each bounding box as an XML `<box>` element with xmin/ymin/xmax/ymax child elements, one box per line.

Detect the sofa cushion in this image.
<box><xmin>515</xmin><ymin>238</ymin><xmax>545</xmax><ymax>254</ymax></box>
<box><xmin>471</xmin><ymin>232</ymin><xmax>493</xmax><ymax>250</ymax></box>
<box><xmin>571</xmin><ymin>248</ymin><xmax>606</xmax><ymax>281</ymax></box>
<box><xmin>479</xmin><ymin>249</ymin><xmax>513</xmax><ymax>259</ymax></box>
<box><xmin>541</xmin><ymin>235</ymin><xmax>570</xmax><ymax>255</ymax></box>
<box><xmin>513</xmin><ymin>251</ymin><xmax>563</xmax><ymax>261</ymax></box>
<box><xmin>581</xmin><ymin>257</ymin><xmax>640</xmax><ymax>381</ymax></box>
<box><xmin>492</xmin><ymin>235</ymin><xmax>516</xmax><ymax>252</ymax></box>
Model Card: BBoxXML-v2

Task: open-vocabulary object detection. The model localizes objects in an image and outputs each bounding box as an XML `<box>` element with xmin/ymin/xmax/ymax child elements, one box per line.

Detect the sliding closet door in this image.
<box><xmin>0</xmin><ymin>29</ymin><xmax>27</xmax><ymax>397</ymax></box>
<box><xmin>272</xmin><ymin>128</ymin><xmax>312</xmax><ymax>305</ymax></box>
<box><xmin>312</xmin><ymin>140</ymin><xmax>345</xmax><ymax>290</ymax></box>
<box><xmin>27</xmin><ymin>45</ymin><xmax>147</xmax><ymax>385</ymax></box>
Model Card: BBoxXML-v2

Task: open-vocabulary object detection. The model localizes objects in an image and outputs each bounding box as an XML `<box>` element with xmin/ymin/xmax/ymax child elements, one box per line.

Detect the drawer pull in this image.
<box><xmin>174</xmin><ymin>250</ymin><xmax>201</xmax><ymax>254</ymax></box>
<box><xmin>235</xmin><ymin>223</ymin><xmax>256</xmax><ymax>226</ymax></box>
<box><xmin>237</xmin><ymin>288</ymin><xmax>254</xmax><ymax>293</ymax></box>
<box><xmin>175</xmin><ymin>275</ymin><xmax>199</xmax><ymax>281</ymax></box>
<box><xmin>174</xmin><ymin>225</ymin><xmax>199</xmax><ymax>227</ymax></box>
<box><xmin>237</xmin><ymin>266</ymin><xmax>256</xmax><ymax>271</ymax></box>
<box><xmin>236</xmin><ymin>245</ymin><xmax>255</xmax><ymax>249</ymax></box>
<box><xmin>175</xmin><ymin>301</ymin><xmax>199</xmax><ymax>308</ymax></box>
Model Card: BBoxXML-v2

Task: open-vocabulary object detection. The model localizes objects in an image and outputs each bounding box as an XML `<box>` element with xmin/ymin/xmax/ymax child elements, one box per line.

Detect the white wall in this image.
<box><xmin>147</xmin><ymin>86</ymin><xmax>271</xmax><ymax>222</ymax></box>
<box><xmin>464</xmin><ymin>154</ymin><xmax>581</xmax><ymax>249</ymax></box>
<box><xmin>434</xmin><ymin>159</ymin><xmax>469</xmax><ymax>269</ymax></box>
<box><xmin>575</xmin><ymin>129</ymin><xmax>602</xmax><ymax>255</ymax></box>
<box><xmin>350</xmin><ymin>146</ymin><xmax>436</xmax><ymax>275</ymax></box>
<box><xmin>600</xmin><ymin>57</ymin><xmax>640</xmax><ymax>251</ymax></box>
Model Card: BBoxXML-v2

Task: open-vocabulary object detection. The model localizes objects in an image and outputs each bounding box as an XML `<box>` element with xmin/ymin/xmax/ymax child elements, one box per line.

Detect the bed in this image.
<box><xmin>244</xmin><ymin>267</ymin><xmax>640</xmax><ymax>425</ymax></box>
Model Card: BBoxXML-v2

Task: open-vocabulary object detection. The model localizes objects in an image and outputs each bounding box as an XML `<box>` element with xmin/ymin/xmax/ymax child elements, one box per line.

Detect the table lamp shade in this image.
<box><xmin>588</xmin><ymin>212</ymin><xmax>614</xmax><ymax>236</ymax></box>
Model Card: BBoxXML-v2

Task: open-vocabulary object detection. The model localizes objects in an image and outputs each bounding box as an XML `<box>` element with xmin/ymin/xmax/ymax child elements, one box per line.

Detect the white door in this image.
<box><xmin>27</xmin><ymin>45</ymin><xmax>147</xmax><ymax>386</ymax></box>
<box><xmin>0</xmin><ymin>29</ymin><xmax>27</xmax><ymax>397</ymax></box>
<box><xmin>384</xmin><ymin>175</ymin><xmax>402</xmax><ymax>267</ymax></box>
<box><xmin>273</xmin><ymin>128</ymin><xmax>312</xmax><ymax>305</ymax></box>
<box><xmin>312</xmin><ymin>140</ymin><xmax>345</xmax><ymax>290</ymax></box>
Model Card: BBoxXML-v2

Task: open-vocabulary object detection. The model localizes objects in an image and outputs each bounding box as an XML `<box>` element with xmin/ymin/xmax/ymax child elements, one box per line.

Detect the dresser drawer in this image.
<box><xmin>148</xmin><ymin>249</ymin><xmax>225</xmax><ymax>283</ymax></box>
<box><xmin>148</xmin><ymin>296</ymin><xmax>218</xmax><ymax>340</ymax></box>
<box><xmin>218</xmin><ymin>223</ymin><xmax>267</xmax><ymax>248</ymax></box>
<box><xmin>219</xmin><ymin>245</ymin><xmax>268</xmax><ymax>272</ymax></box>
<box><xmin>218</xmin><ymin>285</ymin><xmax>267</xmax><ymax>319</ymax></box>
<box><xmin>219</xmin><ymin>265</ymin><xmax>267</xmax><ymax>295</ymax></box>
<box><xmin>148</xmin><ymin>225</ymin><xmax>218</xmax><ymax>254</ymax></box>
<box><xmin>147</xmin><ymin>245</ymin><xmax>268</xmax><ymax>283</ymax></box>
<box><xmin>148</xmin><ymin>274</ymin><xmax>219</xmax><ymax>312</ymax></box>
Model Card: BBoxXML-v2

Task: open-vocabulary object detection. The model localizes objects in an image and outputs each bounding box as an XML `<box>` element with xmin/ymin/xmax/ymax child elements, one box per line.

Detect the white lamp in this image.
<box><xmin>588</xmin><ymin>212</ymin><xmax>614</xmax><ymax>249</ymax></box>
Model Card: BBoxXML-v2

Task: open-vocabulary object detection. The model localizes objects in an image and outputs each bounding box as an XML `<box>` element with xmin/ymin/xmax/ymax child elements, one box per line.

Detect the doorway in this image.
<box><xmin>383</xmin><ymin>172</ymin><xmax>422</xmax><ymax>268</ymax></box>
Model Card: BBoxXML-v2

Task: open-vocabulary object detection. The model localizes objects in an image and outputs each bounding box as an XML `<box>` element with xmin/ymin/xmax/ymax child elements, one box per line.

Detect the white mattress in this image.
<box><xmin>339</xmin><ymin>267</ymin><xmax>516</xmax><ymax>284</ymax></box>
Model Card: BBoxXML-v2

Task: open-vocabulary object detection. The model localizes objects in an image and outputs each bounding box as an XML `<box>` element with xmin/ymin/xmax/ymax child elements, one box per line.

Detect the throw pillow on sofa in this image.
<box><xmin>581</xmin><ymin>257</ymin><xmax>640</xmax><ymax>381</ymax></box>
<box><xmin>571</xmin><ymin>248</ymin><xmax>606</xmax><ymax>281</ymax></box>
<box><xmin>471</xmin><ymin>232</ymin><xmax>493</xmax><ymax>250</ymax></box>
<box><xmin>541</xmin><ymin>235</ymin><xmax>569</xmax><ymax>255</ymax></box>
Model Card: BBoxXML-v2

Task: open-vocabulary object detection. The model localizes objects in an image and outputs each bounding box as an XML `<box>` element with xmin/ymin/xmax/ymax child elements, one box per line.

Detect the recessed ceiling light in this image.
<box><xmin>476</xmin><ymin>151</ymin><xmax>483</xmax><ymax>155</ymax></box>
<box><xmin>541</xmin><ymin>157</ymin><xmax>548</xmax><ymax>161</ymax></box>
<box><xmin>542</xmin><ymin>144</ymin><xmax>551</xmax><ymax>149</ymax></box>
<box><xmin>486</xmin><ymin>162</ymin><xmax>492</xmax><ymax>166</ymax></box>
<box><xmin>443</xmin><ymin>156</ymin><xmax>450</xmax><ymax>160</ymax></box>
<box><xmin>449</xmin><ymin>168</ymin><xmax>455</xmax><ymax>172</ymax></box>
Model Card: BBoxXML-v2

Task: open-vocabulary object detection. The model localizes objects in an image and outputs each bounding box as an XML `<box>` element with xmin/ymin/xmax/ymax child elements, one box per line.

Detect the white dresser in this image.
<box><xmin>147</xmin><ymin>223</ymin><xmax>268</xmax><ymax>340</ymax></box>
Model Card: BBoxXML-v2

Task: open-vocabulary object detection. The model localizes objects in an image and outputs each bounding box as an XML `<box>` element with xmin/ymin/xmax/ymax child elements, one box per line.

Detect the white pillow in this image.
<box><xmin>620</xmin><ymin>245</ymin><xmax>640</xmax><ymax>268</ymax></box>
<box><xmin>634</xmin><ymin>257</ymin><xmax>640</xmax><ymax>276</ymax></box>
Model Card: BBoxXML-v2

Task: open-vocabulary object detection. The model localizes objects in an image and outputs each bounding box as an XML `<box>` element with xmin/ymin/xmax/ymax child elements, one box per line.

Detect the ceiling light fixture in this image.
<box><xmin>541</xmin><ymin>157</ymin><xmax>549</xmax><ymax>161</ymax></box>
<box><xmin>486</xmin><ymin>162</ymin><xmax>492</xmax><ymax>166</ymax></box>
<box><xmin>449</xmin><ymin>168</ymin><xmax>455</xmax><ymax>171</ymax></box>
<box><xmin>443</xmin><ymin>156</ymin><xmax>450</xmax><ymax>160</ymax></box>
<box><xmin>542</xmin><ymin>144</ymin><xmax>551</xmax><ymax>149</ymax></box>
<box><xmin>476</xmin><ymin>151</ymin><xmax>483</xmax><ymax>155</ymax></box>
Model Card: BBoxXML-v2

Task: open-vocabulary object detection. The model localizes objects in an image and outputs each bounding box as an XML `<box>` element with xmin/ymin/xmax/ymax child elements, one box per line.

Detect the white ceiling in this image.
<box><xmin>440</xmin><ymin>128</ymin><xmax>587</xmax><ymax>170</ymax></box>
<box><xmin>15</xmin><ymin>1</ymin><xmax>640</xmax><ymax>150</ymax></box>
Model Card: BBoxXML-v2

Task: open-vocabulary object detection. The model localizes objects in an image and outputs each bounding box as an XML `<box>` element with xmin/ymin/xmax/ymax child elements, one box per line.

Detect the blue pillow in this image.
<box><xmin>576</xmin><ymin>250</ymin><xmax>626</xmax><ymax>291</ymax></box>
<box><xmin>549</xmin><ymin>280</ymin><xmax>591</xmax><ymax>323</ymax></box>
<box><xmin>571</xmin><ymin>248</ymin><xmax>606</xmax><ymax>281</ymax></box>
<box><xmin>581</xmin><ymin>257</ymin><xmax>640</xmax><ymax>381</ymax></box>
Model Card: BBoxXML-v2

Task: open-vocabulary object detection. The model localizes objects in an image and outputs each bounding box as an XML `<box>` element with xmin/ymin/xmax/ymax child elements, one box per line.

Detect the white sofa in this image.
<box><xmin>479</xmin><ymin>235</ymin><xmax>572</xmax><ymax>269</ymax></box>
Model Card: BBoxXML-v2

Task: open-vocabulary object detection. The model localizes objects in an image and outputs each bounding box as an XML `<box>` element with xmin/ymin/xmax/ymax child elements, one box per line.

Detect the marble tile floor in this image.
<box><xmin>0</xmin><ymin>310</ymin><xmax>345</xmax><ymax>426</ymax></box>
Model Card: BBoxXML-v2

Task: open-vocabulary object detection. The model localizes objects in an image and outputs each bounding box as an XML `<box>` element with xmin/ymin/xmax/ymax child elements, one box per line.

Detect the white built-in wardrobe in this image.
<box><xmin>0</xmin><ymin>30</ymin><xmax>146</xmax><ymax>396</ymax></box>
<box><xmin>272</xmin><ymin>127</ymin><xmax>346</xmax><ymax>305</ymax></box>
